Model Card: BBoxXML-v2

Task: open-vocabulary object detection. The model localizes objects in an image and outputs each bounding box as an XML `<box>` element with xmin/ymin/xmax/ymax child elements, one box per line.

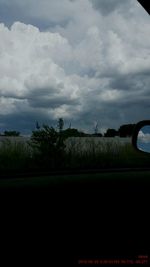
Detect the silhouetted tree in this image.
<box><xmin>104</xmin><ymin>129</ymin><xmax>118</xmax><ymax>137</ymax></box>
<box><xmin>4</xmin><ymin>131</ymin><xmax>20</xmax><ymax>136</ymax></box>
<box><xmin>118</xmin><ymin>124</ymin><xmax>136</xmax><ymax>137</ymax></box>
<box><xmin>30</xmin><ymin>124</ymin><xmax>66</xmax><ymax>169</ymax></box>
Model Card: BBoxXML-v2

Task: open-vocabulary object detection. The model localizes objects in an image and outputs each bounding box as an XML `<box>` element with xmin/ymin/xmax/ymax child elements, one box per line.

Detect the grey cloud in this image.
<box><xmin>90</xmin><ymin>0</ymin><xmax>131</xmax><ymax>15</ymax></box>
<box><xmin>0</xmin><ymin>0</ymin><xmax>71</xmax><ymax>30</ymax></box>
<box><xmin>110</xmin><ymin>74</ymin><xmax>150</xmax><ymax>99</ymax></box>
<box><xmin>28</xmin><ymin>95</ymin><xmax>79</xmax><ymax>109</ymax></box>
<box><xmin>0</xmin><ymin>111</ymin><xmax>56</xmax><ymax>135</ymax></box>
<box><xmin>0</xmin><ymin>1</ymin><xmax>150</xmax><ymax>134</ymax></box>
<box><xmin>110</xmin><ymin>74</ymin><xmax>144</xmax><ymax>91</ymax></box>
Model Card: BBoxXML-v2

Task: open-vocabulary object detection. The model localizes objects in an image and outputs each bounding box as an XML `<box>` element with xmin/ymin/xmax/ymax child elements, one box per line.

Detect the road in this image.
<box><xmin>0</xmin><ymin>170</ymin><xmax>149</xmax><ymax>266</ymax></box>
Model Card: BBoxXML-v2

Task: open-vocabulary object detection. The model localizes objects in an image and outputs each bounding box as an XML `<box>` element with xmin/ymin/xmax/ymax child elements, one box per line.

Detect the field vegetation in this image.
<box><xmin>0</xmin><ymin>124</ymin><xmax>149</xmax><ymax>175</ymax></box>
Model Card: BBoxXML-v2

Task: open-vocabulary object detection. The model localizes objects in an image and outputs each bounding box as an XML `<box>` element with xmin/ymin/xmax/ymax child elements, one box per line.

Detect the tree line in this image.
<box><xmin>0</xmin><ymin>118</ymin><xmax>136</xmax><ymax>138</ymax></box>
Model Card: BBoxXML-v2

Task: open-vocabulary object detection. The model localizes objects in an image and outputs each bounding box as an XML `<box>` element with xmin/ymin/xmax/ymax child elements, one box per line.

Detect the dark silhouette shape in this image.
<box><xmin>104</xmin><ymin>129</ymin><xmax>118</xmax><ymax>137</ymax></box>
<box><xmin>4</xmin><ymin>130</ymin><xmax>20</xmax><ymax>136</ymax></box>
<box><xmin>118</xmin><ymin>124</ymin><xmax>136</xmax><ymax>137</ymax></box>
<box><xmin>137</xmin><ymin>0</ymin><xmax>150</xmax><ymax>15</ymax></box>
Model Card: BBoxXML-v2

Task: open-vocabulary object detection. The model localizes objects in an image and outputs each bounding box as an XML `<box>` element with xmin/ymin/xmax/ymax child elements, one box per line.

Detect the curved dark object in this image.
<box><xmin>137</xmin><ymin>0</ymin><xmax>150</xmax><ymax>15</ymax></box>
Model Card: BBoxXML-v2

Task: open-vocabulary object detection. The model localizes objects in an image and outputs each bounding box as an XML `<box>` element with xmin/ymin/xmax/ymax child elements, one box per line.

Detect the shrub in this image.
<box><xmin>29</xmin><ymin>125</ymin><xmax>66</xmax><ymax>169</ymax></box>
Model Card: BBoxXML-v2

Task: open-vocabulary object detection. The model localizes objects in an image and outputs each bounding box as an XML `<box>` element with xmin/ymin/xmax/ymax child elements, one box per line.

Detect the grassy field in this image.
<box><xmin>0</xmin><ymin>137</ymin><xmax>150</xmax><ymax>179</ymax></box>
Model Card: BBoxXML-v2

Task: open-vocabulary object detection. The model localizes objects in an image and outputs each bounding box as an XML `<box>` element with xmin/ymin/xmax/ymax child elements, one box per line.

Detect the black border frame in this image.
<box><xmin>132</xmin><ymin>120</ymin><xmax>150</xmax><ymax>154</ymax></box>
<box><xmin>137</xmin><ymin>0</ymin><xmax>150</xmax><ymax>15</ymax></box>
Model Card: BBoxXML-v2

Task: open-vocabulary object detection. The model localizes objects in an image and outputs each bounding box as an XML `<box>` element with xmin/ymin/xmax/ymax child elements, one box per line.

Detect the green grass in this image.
<box><xmin>64</xmin><ymin>140</ymin><xmax>150</xmax><ymax>169</ymax></box>
<box><xmin>0</xmin><ymin>138</ymin><xmax>150</xmax><ymax>174</ymax></box>
<box><xmin>0</xmin><ymin>139</ymin><xmax>32</xmax><ymax>171</ymax></box>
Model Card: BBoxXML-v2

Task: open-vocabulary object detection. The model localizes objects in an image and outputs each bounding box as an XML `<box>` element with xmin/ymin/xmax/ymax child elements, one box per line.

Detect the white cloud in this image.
<box><xmin>0</xmin><ymin>22</ymin><xmax>79</xmax><ymax>112</ymax></box>
<box><xmin>138</xmin><ymin>130</ymin><xmax>150</xmax><ymax>143</ymax></box>
<box><xmin>0</xmin><ymin>0</ymin><xmax>150</xmax><ymax>133</ymax></box>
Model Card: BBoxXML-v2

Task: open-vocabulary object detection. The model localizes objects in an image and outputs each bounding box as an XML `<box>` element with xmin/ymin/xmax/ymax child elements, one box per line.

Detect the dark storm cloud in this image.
<box><xmin>28</xmin><ymin>95</ymin><xmax>79</xmax><ymax>109</ymax></box>
<box><xmin>110</xmin><ymin>74</ymin><xmax>145</xmax><ymax>92</ymax></box>
<box><xmin>110</xmin><ymin>73</ymin><xmax>150</xmax><ymax>92</ymax></box>
<box><xmin>0</xmin><ymin>110</ymin><xmax>57</xmax><ymax>135</ymax></box>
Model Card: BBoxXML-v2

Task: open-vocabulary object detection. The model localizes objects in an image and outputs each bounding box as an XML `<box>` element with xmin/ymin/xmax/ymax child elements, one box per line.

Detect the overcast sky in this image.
<box><xmin>0</xmin><ymin>0</ymin><xmax>150</xmax><ymax>134</ymax></box>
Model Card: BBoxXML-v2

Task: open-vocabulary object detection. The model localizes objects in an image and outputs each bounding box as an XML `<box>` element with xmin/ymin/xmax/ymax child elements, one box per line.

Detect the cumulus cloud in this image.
<box><xmin>0</xmin><ymin>0</ymin><xmax>150</xmax><ymax>134</ymax></box>
<box><xmin>138</xmin><ymin>129</ymin><xmax>150</xmax><ymax>143</ymax></box>
<box><xmin>0</xmin><ymin>21</ymin><xmax>83</xmax><ymax>131</ymax></box>
<box><xmin>137</xmin><ymin>128</ymin><xmax>150</xmax><ymax>152</ymax></box>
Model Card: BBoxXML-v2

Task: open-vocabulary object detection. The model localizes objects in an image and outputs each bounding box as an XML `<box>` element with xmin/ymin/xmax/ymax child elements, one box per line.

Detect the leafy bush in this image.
<box><xmin>29</xmin><ymin>125</ymin><xmax>66</xmax><ymax>169</ymax></box>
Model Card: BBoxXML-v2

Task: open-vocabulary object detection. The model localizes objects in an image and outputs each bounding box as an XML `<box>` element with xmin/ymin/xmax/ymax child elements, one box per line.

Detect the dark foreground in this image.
<box><xmin>0</xmin><ymin>171</ymin><xmax>149</xmax><ymax>266</ymax></box>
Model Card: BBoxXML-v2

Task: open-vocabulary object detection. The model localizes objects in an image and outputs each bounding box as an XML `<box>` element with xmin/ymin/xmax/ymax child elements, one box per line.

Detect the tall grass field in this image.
<box><xmin>0</xmin><ymin>136</ymin><xmax>149</xmax><ymax>174</ymax></box>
